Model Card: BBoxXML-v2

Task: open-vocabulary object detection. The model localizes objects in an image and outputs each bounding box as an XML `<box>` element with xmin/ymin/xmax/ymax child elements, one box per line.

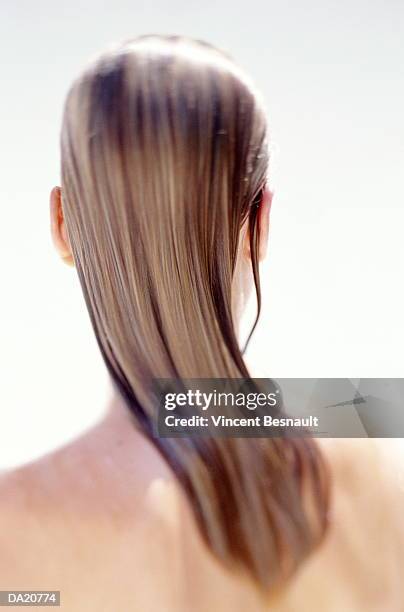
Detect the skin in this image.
<box><xmin>0</xmin><ymin>188</ymin><xmax>403</xmax><ymax>610</ymax></box>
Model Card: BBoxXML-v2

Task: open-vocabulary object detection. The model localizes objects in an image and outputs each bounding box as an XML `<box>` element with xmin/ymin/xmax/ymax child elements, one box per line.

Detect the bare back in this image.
<box><xmin>1</xmin><ymin>403</ymin><xmax>403</xmax><ymax>611</ymax></box>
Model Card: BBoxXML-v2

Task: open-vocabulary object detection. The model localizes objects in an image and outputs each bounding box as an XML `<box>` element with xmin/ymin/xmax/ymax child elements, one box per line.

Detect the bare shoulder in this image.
<box><xmin>275</xmin><ymin>439</ymin><xmax>404</xmax><ymax>611</ymax></box>
<box><xmin>322</xmin><ymin>439</ymin><xmax>404</xmax><ymax>592</ymax></box>
<box><xmin>0</xmin><ymin>459</ymin><xmax>60</xmax><ymax>588</ymax></box>
<box><xmin>319</xmin><ymin>437</ymin><xmax>404</xmax><ymax>498</ymax></box>
<box><xmin>0</xmin><ymin>415</ymin><xmax>185</xmax><ymax>608</ymax></box>
<box><xmin>318</xmin><ymin>438</ymin><xmax>404</xmax><ymax>530</ymax></box>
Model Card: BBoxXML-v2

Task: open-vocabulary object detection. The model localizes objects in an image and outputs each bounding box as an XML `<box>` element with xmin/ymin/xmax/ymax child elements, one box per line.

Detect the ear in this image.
<box><xmin>243</xmin><ymin>187</ymin><xmax>273</xmax><ymax>261</ymax></box>
<box><xmin>50</xmin><ymin>186</ymin><xmax>74</xmax><ymax>266</ymax></box>
<box><xmin>257</xmin><ymin>187</ymin><xmax>272</xmax><ymax>261</ymax></box>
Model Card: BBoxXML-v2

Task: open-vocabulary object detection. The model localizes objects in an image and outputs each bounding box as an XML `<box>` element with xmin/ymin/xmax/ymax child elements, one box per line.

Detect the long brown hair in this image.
<box><xmin>60</xmin><ymin>35</ymin><xmax>329</xmax><ymax>590</ymax></box>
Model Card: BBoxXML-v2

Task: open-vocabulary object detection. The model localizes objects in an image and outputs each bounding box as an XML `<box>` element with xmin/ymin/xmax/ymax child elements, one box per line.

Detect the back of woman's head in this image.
<box><xmin>60</xmin><ymin>35</ymin><xmax>329</xmax><ymax>592</ymax></box>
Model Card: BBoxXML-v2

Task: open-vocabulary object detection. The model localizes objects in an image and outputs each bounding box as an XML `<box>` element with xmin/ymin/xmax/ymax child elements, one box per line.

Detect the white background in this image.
<box><xmin>0</xmin><ymin>0</ymin><xmax>403</xmax><ymax>467</ymax></box>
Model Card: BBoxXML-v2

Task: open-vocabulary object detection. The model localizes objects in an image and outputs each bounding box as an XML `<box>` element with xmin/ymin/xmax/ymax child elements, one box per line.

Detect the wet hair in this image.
<box><xmin>60</xmin><ymin>35</ymin><xmax>329</xmax><ymax>590</ymax></box>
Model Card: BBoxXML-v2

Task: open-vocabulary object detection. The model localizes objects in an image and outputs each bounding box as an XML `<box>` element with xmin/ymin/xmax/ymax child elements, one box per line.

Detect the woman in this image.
<box><xmin>1</xmin><ymin>35</ymin><xmax>403</xmax><ymax>611</ymax></box>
